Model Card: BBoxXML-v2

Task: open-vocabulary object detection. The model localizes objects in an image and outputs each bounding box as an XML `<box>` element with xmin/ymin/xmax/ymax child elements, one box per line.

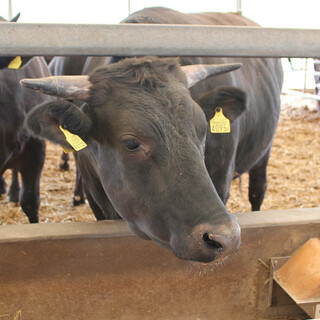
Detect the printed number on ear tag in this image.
<box><xmin>59</xmin><ymin>125</ymin><xmax>87</xmax><ymax>152</ymax></box>
<box><xmin>8</xmin><ymin>56</ymin><xmax>22</xmax><ymax>69</ymax></box>
<box><xmin>210</xmin><ymin>107</ymin><xmax>230</xmax><ymax>133</ymax></box>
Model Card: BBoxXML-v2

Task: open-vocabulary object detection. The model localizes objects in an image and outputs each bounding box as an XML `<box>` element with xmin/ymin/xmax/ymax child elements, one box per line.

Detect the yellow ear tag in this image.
<box><xmin>8</xmin><ymin>56</ymin><xmax>22</xmax><ymax>69</ymax></box>
<box><xmin>61</xmin><ymin>146</ymin><xmax>73</xmax><ymax>154</ymax></box>
<box><xmin>59</xmin><ymin>125</ymin><xmax>87</xmax><ymax>152</ymax></box>
<box><xmin>210</xmin><ymin>107</ymin><xmax>230</xmax><ymax>134</ymax></box>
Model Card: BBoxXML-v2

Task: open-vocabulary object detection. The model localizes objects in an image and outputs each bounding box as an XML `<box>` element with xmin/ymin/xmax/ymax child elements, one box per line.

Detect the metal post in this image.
<box><xmin>128</xmin><ymin>0</ymin><xmax>131</xmax><ymax>16</ymax></box>
<box><xmin>8</xmin><ymin>0</ymin><xmax>12</xmax><ymax>20</ymax></box>
<box><xmin>303</xmin><ymin>58</ymin><xmax>308</xmax><ymax>93</ymax></box>
<box><xmin>237</xmin><ymin>0</ymin><xmax>242</xmax><ymax>14</ymax></box>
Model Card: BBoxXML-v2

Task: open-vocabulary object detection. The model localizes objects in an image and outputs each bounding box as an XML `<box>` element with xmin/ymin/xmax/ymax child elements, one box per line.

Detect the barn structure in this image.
<box><xmin>0</xmin><ymin>1</ymin><xmax>319</xmax><ymax>319</ymax></box>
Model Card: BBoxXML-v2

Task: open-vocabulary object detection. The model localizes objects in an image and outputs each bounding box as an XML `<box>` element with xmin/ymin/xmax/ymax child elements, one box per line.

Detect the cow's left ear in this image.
<box><xmin>25</xmin><ymin>100</ymin><xmax>93</xmax><ymax>151</ymax></box>
<box><xmin>195</xmin><ymin>86</ymin><xmax>247</xmax><ymax>122</ymax></box>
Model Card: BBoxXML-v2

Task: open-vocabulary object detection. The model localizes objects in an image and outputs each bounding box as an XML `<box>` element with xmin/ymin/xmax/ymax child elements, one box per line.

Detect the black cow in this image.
<box><xmin>21</xmin><ymin>7</ymin><xmax>283</xmax><ymax>262</ymax></box>
<box><xmin>0</xmin><ymin>14</ymin><xmax>52</xmax><ymax>222</ymax></box>
<box><xmin>0</xmin><ymin>14</ymin><xmax>30</xmax><ymax>202</ymax></box>
<box><xmin>0</xmin><ymin>16</ymin><xmax>52</xmax><ymax>222</ymax></box>
<box><xmin>49</xmin><ymin>56</ymin><xmax>87</xmax><ymax>206</ymax></box>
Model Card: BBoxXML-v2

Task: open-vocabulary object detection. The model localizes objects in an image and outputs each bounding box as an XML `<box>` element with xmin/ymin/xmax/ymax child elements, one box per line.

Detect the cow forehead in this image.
<box><xmin>98</xmin><ymin>82</ymin><xmax>196</xmax><ymax>120</ymax></box>
<box><xmin>85</xmin><ymin>57</ymin><xmax>203</xmax><ymax>139</ymax></box>
<box><xmin>91</xmin><ymin>88</ymin><xmax>205</xmax><ymax>147</ymax></box>
<box><xmin>87</xmin><ymin>57</ymin><xmax>187</xmax><ymax>106</ymax></box>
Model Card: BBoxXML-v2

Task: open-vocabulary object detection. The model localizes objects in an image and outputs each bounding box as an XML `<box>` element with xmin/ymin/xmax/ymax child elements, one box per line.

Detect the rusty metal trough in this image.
<box><xmin>271</xmin><ymin>238</ymin><xmax>320</xmax><ymax>319</ymax></box>
<box><xmin>0</xmin><ymin>207</ymin><xmax>319</xmax><ymax>319</ymax></box>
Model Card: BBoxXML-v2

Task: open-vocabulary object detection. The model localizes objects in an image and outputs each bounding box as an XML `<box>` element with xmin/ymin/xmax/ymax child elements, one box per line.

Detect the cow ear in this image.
<box><xmin>25</xmin><ymin>100</ymin><xmax>93</xmax><ymax>151</ymax></box>
<box><xmin>195</xmin><ymin>86</ymin><xmax>247</xmax><ymax>122</ymax></box>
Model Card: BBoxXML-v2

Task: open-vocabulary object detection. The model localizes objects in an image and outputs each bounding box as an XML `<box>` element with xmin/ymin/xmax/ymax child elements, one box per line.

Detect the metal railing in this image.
<box><xmin>2</xmin><ymin>22</ymin><xmax>320</xmax><ymax>100</ymax></box>
<box><xmin>0</xmin><ymin>23</ymin><xmax>320</xmax><ymax>58</ymax></box>
<box><xmin>283</xmin><ymin>58</ymin><xmax>320</xmax><ymax>101</ymax></box>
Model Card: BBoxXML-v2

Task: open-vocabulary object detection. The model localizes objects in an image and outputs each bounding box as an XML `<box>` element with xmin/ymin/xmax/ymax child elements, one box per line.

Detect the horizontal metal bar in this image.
<box><xmin>290</xmin><ymin>69</ymin><xmax>320</xmax><ymax>76</ymax></box>
<box><xmin>1</xmin><ymin>23</ymin><xmax>320</xmax><ymax>58</ymax></box>
<box><xmin>282</xmin><ymin>89</ymin><xmax>320</xmax><ymax>101</ymax></box>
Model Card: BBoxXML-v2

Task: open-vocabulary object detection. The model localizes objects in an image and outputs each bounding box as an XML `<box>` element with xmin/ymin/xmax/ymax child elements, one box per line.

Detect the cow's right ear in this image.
<box><xmin>25</xmin><ymin>100</ymin><xmax>93</xmax><ymax>150</ymax></box>
<box><xmin>194</xmin><ymin>86</ymin><xmax>247</xmax><ymax>122</ymax></box>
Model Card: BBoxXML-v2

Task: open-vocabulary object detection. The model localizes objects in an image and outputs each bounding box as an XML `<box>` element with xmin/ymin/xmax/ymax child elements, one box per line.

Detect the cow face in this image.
<box><xmin>24</xmin><ymin>57</ymin><xmax>241</xmax><ymax>263</ymax></box>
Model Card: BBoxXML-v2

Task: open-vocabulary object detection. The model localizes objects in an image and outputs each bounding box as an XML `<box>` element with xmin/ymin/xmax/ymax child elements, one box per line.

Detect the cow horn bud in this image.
<box><xmin>182</xmin><ymin>63</ymin><xmax>242</xmax><ymax>88</ymax></box>
<box><xmin>20</xmin><ymin>75</ymin><xmax>91</xmax><ymax>100</ymax></box>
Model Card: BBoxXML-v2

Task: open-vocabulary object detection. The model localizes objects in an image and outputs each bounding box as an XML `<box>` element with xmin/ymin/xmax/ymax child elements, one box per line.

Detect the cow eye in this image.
<box><xmin>122</xmin><ymin>139</ymin><xmax>140</xmax><ymax>151</ymax></box>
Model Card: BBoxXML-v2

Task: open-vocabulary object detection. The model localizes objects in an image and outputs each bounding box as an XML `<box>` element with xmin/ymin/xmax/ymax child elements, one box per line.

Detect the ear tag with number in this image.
<box><xmin>8</xmin><ymin>56</ymin><xmax>22</xmax><ymax>69</ymax></box>
<box><xmin>59</xmin><ymin>125</ymin><xmax>87</xmax><ymax>152</ymax></box>
<box><xmin>210</xmin><ymin>107</ymin><xmax>230</xmax><ymax>134</ymax></box>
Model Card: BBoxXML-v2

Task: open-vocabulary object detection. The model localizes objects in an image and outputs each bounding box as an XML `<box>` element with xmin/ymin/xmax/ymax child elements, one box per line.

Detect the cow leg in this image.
<box><xmin>8</xmin><ymin>169</ymin><xmax>20</xmax><ymax>203</ymax></box>
<box><xmin>59</xmin><ymin>152</ymin><xmax>85</xmax><ymax>205</ymax></box>
<box><xmin>0</xmin><ymin>176</ymin><xmax>6</xmax><ymax>195</ymax></box>
<box><xmin>73</xmin><ymin>168</ymin><xmax>85</xmax><ymax>206</ymax></box>
<box><xmin>19</xmin><ymin>139</ymin><xmax>46</xmax><ymax>223</ymax></box>
<box><xmin>59</xmin><ymin>151</ymin><xmax>70</xmax><ymax>171</ymax></box>
<box><xmin>248</xmin><ymin>148</ymin><xmax>271</xmax><ymax>211</ymax></box>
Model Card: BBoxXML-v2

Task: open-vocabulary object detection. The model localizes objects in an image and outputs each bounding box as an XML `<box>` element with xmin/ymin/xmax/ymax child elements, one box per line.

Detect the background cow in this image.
<box><xmin>0</xmin><ymin>55</ymin><xmax>52</xmax><ymax>223</ymax></box>
<box><xmin>0</xmin><ymin>14</ymin><xmax>28</xmax><ymax>203</ymax></box>
<box><xmin>0</xmin><ymin>14</ymin><xmax>52</xmax><ymax>223</ymax></box>
<box><xmin>49</xmin><ymin>56</ymin><xmax>88</xmax><ymax>206</ymax></box>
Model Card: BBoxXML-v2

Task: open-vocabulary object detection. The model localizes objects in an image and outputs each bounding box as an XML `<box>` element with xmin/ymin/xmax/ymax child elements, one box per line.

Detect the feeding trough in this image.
<box><xmin>269</xmin><ymin>238</ymin><xmax>320</xmax><ymax>319</ymax></box>
<box><xmin>0</xmin><ymin>207</ymin><xmax>319</xmax><ymax>319</ymax></box>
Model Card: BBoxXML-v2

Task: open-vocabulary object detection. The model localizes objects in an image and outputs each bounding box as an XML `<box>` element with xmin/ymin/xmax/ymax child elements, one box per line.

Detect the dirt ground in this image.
<box><xmin>0</xmin><ymin>94</ymin><xmax>319</xmax><ymax>224</ymax></box>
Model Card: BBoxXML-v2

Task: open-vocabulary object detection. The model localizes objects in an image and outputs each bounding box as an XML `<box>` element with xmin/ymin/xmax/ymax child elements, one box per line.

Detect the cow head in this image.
<box><xmin>22</xmin><ymin>57</ymin><xmax>241</xmax><ymax>263</ymax></box>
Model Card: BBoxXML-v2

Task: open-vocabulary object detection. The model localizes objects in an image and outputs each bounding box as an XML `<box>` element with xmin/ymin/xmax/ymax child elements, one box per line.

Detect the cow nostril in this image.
<box><xmin>203</xmin><ymin>233</ymin><xmax>223</xmax><ymax>253</ymax></box>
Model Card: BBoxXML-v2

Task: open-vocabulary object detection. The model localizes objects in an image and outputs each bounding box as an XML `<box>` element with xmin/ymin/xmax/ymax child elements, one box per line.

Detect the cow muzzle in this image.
<box><xmin>170</xmin><ymin>215</ymin><xmax>241</xmax><ymax>263</ymax></box>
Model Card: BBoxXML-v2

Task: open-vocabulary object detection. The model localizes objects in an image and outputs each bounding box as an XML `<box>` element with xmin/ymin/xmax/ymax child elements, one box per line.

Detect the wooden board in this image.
<box><xmin>0</xmin><ymin>207</ymin><xmax>319</xmax><ymax>320</ymax></box>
